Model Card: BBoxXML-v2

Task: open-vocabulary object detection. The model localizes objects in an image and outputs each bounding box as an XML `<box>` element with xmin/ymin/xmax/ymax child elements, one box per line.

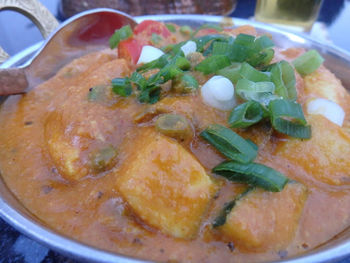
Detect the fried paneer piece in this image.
<box><xmin>45</xmin><ymin>111</ymin><xmax>87</xmax><ymax>181</ymax></box>
<box><xmin>219</xmin><ymin>182</ymin><xmax>307</xmax><ymax>251</ymax></box>
<box><xmin>117</xmin><ymin>128</ymin><xmax>217</xmax><ymax>239</ymax></box>
<box><xmin>275</xmin><ymin>115</ymin><xmax>350</xmax><ymax>185</ymax></box>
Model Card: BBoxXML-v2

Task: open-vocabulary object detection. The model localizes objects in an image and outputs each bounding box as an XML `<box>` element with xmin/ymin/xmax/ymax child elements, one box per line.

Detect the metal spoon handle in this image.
<box><xmin>0</xmin><ymin>0</ymin><xmax>59</xmax><ymax>63</ymax></box>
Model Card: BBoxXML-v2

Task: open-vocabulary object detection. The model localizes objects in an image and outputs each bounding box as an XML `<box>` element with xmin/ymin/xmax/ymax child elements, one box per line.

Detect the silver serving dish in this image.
<box><xmin>0</xmin><ymin>12</ymin><xmax>350</xmax><ymax>263</ymax></box>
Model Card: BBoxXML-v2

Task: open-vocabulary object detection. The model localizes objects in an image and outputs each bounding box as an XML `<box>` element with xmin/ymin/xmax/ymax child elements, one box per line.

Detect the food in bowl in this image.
<box><xmin>0</xmin><ymin>20</ymin><xmax>349</xmax><ymax>262</ymax></box>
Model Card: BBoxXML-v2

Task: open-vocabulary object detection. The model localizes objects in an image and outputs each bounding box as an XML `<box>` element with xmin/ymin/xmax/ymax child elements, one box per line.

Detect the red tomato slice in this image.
<box><xmin>134</xmin><ymin>20</ymin><xmax>171</xmax><ymax>38</ymax></box>
<box><xmin>118</xmin><ymin>38</ymin><xmax>144</xmax><ymax>64</ymax></box>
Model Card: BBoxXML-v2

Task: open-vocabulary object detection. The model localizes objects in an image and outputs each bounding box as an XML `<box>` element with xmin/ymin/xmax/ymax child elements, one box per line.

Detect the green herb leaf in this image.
<box><xmin>293</xmin><ymin>49</ymin><xmax>324</xmax><ymax>76</ymax></box>
<box><xmin>111</xmin><ymin>78</ymin><xmax>132</xmax><ymax>97</ymax></box>
<box><xmin>195</xmin><ymin>55</ymin><xmax>231</xmax><ymax>74</ymax></box>
<box><xmin>213</xmin><ymin>161</ymin><xmax>289</xmax><ymax>192</ymax></box>
<box><xmin>109</xmin><ymin>25</ymin><xmax>133</xmax><ymax>49</ymax></box>
<box><xmin>200</xmin><ymin>124</ymin><xmax>258</xmax><ymax>163</ymax></box>
<box><xmin>228</xmin><ymin>101</ymin><xmax>264</xmax><ymax>128</ymax></box>
<box><xmin>269</xmin><ymin>99</ymin><xmax>311</xmax><ymax>139</ymax></box>
<box><xmin>138</xmin><ymin>85</ymin><xmax>161</xmax><ymax>104</ymax></box>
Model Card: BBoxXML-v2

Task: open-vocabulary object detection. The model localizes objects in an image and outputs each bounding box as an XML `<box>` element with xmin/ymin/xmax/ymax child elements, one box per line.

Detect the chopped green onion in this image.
<box><xmin>240</xmin><ymin>62</ymin><xmax>270</xmax><ymax>82</ymax></box>
<box><xmin>213</xmin><ymin>161</ymin><xmax>289</xmax><ymax>192</ymax></box>
<box><xmin>200</xmin><ymin>124</ymin><xmax>258</xmax><ymax>163</ymax></box>
<box><xmin>254</xmin><ymin>35</ymin><xmax>274</xmax><ymax>51</ymax></box>
<box><xmin>212</xmin><ymin>41</ymin><xmax>232</xmax><ymax>56</ymax></box>
<box><xmin>293</xmin><ymin>49</ymin><xmax>324</xmax><ymax>76</ymax></box>
<box><xmin>137</xmin><ymin>54</ymin><xmax>170</xmax><ymax>72</ymax></box>
<box><xmin>228</xmin><ymin>101</ymin><xmax>264</xmax><ymax>128</ymax></box>
<box><xmin>165</xmin><ymin>23</ymin><xmax>176</xmax><ymax>33</ymax></box>
<box><xmin>138</xmin><ymin>85</ymin><xmax>161</xmax><ymax>104</ymax></box>
<box><xmin>173</xmin><ymin>73</ymin><xmax>198</xmax><ymax>93</ymax></box>
<box><xmin>111</xmin><ymin>78</ymin><xmax>132</xmax><ymax>97</ymax></box>
<box><xmin>235</xmin><ymin>79</ymin><xmax>278</xmax><ymax>105</ymax></box>
<box><xmin>269</xmin><ymin>99</ymin><xmax>311</xmax><ymax>139</ymax></box>
<box><xmin>269</xmin><ymin>60</ymin><xmax>297</xmax><ymax>100</ymax></box>
<box><xmin>217</xmin><ymin>63</ymin><xmax>242</xmax><ymax>84</ymax></box>
<box><xmin>213</xmin><ymin>188</ymin><xmax>254</xmax><ymax>227</ymax></box>
<box><xmin>109</xmin><ymin>25</ymin><xmax>133</xmax><ymax>49</ymax></box>
<box><xmin>151</xmin><ymin>33</ymin><xmax>162</xmax><ymax>45</ymax></box>
<box><xmin>174</xmin><ymin>56</ymin><xmax>191</xmax><ymax>70</ymax></box>
<box><xmin>180</xmin><ymin>25</ymin><xmax>193</xmax><ymax>35</ymax></box>
<box><xmin>193</xmin><ymin>35</ymin><xmax>228</xmax><ymax>53</ymax></box>
<box><xmin>195</xmin><ymin>55</ymin><xmax>231</xmax><ymax>74</ymax></box>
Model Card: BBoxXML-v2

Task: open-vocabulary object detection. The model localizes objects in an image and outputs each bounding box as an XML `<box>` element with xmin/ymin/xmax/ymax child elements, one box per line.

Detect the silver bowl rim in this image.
<box><xmin>0</xmin><ymin>9</ymin><xmax>349</xmax><ymax>263</ymax></box>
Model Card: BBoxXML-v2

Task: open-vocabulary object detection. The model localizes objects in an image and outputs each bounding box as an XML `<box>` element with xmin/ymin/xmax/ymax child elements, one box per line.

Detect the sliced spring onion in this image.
<box><xmin>228</xmin><ymin>101</ymin><xmax>264</xmax><ymax>128</ymax></box>
<box><xmin>200</xmin><ymin>124</ymin><xmax>258</xmax><ymax>163</ymax></box>
<box><xmin>292</xmin><ymin>49</ymin><xmax>324</xmax><ymax>76</ymax></box>
<box><xmin>174</xmin><ymin>56</ymin><xmax>191</xmax><ymax>70</ymax></box>
<box><xmin>235</xmin><ymin>79</ymin><xmax>278</xmax><ymax>105</ymax></box>
<box><xmin>240</xmin><ymin>62</ymin><xmax>270</xmax><ymax>82</ymax></box>
<box><xmin>111</xmin><ymin>78</ymin><xmax>132</xmax><ymax>97</ymax></box>
<box><xmin>269</xmin><ymin>99</ymin><xmax>311</xmax><ymax>139</ymax></box>
<box><xmin>195</xmin><ymin>55</ymin><xmax>231</xmax><ymax>74</ymax></box>
<box><xmin>138</xmin><ymin>85</ymin><xmax>161</xmax><ymax>104</ymax></box>
<box><xmin>136</xmin><ymin>54</ymin><xmax>169</xmax><ymax>72</ymax></box>
<box><xmin>212</xmin><ymin>41</ymin><xmax>232</xmax><ymax>56</ymax></box>
<box><xmin>213</xmin><ymin>161</ymin><xmax>289</xmax><ymax>192</ymax></box>
<box><xmin>109</xmin><ymin>25</ymin><xmax>133</xmax><ymax>49</ymax></box>
<box><xmin>213</xmin><ymin>188</ymin><xmax>254</xmax><ymax>227</ymax></box>
<box><xmin>269</xmin><ymin>60</ymin><xmax>297</xmax><ymax>100</ymax></box>
<box><xmin>254</xmin><ymin>35</ymin><xmax>274</xmax><ymax>51</ymax></box>
<box><xmin>217</xmin><ymin>63</ymin><xmax>242</xmax><ymax>84</ymax></box>
<box><xmin>193</xmin><ymin>35</ymin><xmax>228</xmax><ymax>53</ymax></box>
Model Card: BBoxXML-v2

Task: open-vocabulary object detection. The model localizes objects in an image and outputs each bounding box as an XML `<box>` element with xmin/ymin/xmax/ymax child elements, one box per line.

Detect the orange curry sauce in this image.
<box><xmin>0</xmin><ymin>22</ymin><xmax>349</xmax><ymax>262</ymax></box>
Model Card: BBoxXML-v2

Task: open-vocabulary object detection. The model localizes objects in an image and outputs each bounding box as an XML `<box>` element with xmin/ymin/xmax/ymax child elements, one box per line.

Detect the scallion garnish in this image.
<box><xmin>240</xmin><ymin>62</ymin><xmax>271</xmax><ymax>82</ymax></box>
<box><xmin>109</xmin><ymin>25</ymin><xmax>133</xmax><ymax>49</ymax></box>
<box><xmin>111</xmin><ymin>78</ymin><xmax>132</xmax><ymax>97</ymax></box>
<box><xmin>292</xmin><ymin>49</ymin><xmax>324</xmax><ymax>76</ymax></box>
<box><xmin>269</xmin><ymin>60</ymin><xmax>297</xmax><ymax>100</ymax></box>
<box><xmin>179</xmin><ymin>25</ymin><xmax>193</xmax><ymax>36</ymax></box>
<box><xmin>213</xmin><ymin>161</ymin><xmax>289</xmax><ymax>192</ymax></box>
<box><xmin>235</xmin><ymin>79</ymin><xmax>278</xmax><ymax>105</ymax></box>
<box><xmin>228</xmin><ymin>101</ymin><xmax>264</xmax><ymax>128</ymax></box>
<box><xmin>195</xmin><ymin>55</ymin><xmax>231</xmax><ymax>74</ymax></box>
<box><xmin>269</xmin><ymin>99</ymin><xmax>311</xmax><ymax>139</ymax></box>
<box><xmin>200</xmin><ymin>124</ymin><xmax>258</xmax><ymax>164</ymax></box>
<box><xmin>216</xmin><ymin>63</ymin><xmax>242</xmax><ymax>84</ymax></box>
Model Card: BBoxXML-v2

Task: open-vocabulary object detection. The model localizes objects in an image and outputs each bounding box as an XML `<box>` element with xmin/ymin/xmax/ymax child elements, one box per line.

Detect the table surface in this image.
<box><xmin>0</xmin><ymin>0</ymin><xmax>350</xmax><ymax>262</ymax></box>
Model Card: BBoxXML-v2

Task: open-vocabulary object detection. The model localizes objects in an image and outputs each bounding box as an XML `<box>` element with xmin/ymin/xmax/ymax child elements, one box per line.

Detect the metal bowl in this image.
<box><xmin>1</xmin><ymin>13</ymin><xmax>350</xmax><ymax>263</ymax></box>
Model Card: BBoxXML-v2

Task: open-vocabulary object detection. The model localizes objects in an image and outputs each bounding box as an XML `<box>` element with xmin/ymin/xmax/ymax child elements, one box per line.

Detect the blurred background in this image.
<box><xmin>0</xmin><ymin>0</ymin><xmax>350</xmax><ymax>262</ymax></box>
<box><xmin>0</xmin><ymin>0</ymin><xmax>349</xmax><ymax>57</ymax></box>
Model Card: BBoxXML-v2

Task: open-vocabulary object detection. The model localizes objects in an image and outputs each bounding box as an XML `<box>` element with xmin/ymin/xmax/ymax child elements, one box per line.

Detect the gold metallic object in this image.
<box><xmin>0</xmin><ymin>0</ymin><xmax>59</xmax><ymax>63</ymax></box>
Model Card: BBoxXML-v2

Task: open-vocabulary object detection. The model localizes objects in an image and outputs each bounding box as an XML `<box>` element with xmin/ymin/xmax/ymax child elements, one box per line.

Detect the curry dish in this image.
<box><xmin>0</xmin><ymin>21</ymin><xmax>349</xmax><ymax>262</ymax></box>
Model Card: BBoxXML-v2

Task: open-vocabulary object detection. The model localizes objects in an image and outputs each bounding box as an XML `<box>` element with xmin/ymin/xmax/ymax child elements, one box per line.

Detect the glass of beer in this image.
<box><xmin>254</xmin><ymin>0</ymin><xmax>323</xmax><ymax>32</ymax></box>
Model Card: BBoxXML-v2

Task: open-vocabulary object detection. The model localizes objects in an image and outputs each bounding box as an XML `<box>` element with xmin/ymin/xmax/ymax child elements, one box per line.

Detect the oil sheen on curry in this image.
<box><xmin>0</xmin><ymin>21</ymin><xmax>349</xmax><ymax>262</ymax></box>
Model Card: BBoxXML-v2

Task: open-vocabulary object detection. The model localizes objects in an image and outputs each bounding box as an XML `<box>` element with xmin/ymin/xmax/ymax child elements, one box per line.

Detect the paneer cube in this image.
<box><xmin>276</xmin><ymin>115</ymin><xmax>350</xmax><ymax>185</ymax></box>
<box><xmin>117</xmin><ymin>128</ymin><xmax>216</xmax><ymax>239</ymax></box>
<box><xmin>219</xmin><ymin>182</ymin><xmax>308</xmax><ymax>251</ymax></box>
